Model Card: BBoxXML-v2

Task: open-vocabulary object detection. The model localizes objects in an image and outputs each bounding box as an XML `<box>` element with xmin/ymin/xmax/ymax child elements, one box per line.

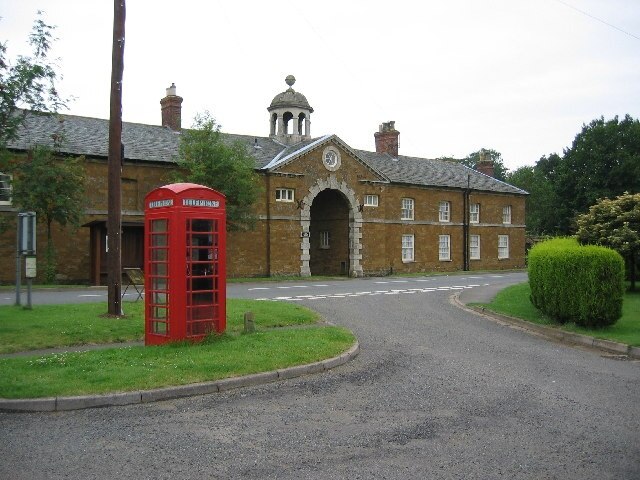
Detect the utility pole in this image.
<box><xmin>107</xmin><ymin>0</ymin><xmax>126</xmax><ymax>315</ymax></box>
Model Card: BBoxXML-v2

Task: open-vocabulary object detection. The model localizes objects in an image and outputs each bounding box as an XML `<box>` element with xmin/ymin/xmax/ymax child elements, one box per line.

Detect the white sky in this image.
<box><xmin>1</xmin><ymin>0</ymin><xmax>639</xmax><ymax>170</ymax></box>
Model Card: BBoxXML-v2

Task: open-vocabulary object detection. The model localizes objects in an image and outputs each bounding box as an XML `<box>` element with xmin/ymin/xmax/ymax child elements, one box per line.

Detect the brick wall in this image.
<box><xmin>0</xmin><ymin>142</ymin><xmax>526</xmax><ymax>284</ymax></box>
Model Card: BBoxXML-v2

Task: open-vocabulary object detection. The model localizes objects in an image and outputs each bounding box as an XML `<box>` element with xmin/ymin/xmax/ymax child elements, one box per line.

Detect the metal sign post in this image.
<box><xmin>24</xmin><ymin>256</ymin><xmax>37</xmax><ymax>309</ymax></box>
<box><xmin>16</xmin><ymin>212</ymin><xmax>37</xmax><ymax>308</ymax></box>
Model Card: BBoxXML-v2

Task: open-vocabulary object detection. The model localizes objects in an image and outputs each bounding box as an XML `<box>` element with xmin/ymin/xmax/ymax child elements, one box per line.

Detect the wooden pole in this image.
<box><xmin>107</xmin><ymin>0</ymin><xmax>126</xmax><ymax>315</ymax></box>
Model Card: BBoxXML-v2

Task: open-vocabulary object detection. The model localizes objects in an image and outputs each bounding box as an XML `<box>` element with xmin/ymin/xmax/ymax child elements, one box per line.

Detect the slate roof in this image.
<box><xmin>8</xmin><ymin>111</ymin><xmax>527</xmax><ymax>195</ymax></box>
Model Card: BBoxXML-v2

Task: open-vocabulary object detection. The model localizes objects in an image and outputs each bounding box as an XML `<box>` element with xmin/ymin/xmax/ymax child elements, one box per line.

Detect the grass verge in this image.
<box><xmin>0</xmin><ymin>299</ymin><xmax>354</xmax><ymax>398</ymax></box>
<box><xmin>0</xmin><ymin>300</ymin><xmax>320</xmax><ymax>353</ymax></box>
<box><xmin>0</xmin><ymin>327</ymin><xmax>354</xmax><ymax>398</ymax></box>
<box><xmin>476</xmin><ymin>282</ymin><xmax>640</xmax><ymax>346</ymax></box>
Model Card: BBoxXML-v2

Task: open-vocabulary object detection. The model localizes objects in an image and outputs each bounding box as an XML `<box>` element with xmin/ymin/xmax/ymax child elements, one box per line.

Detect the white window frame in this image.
<box><xmin>402</xmin><ymin>234</ymin><xmax>414</xmax><ymax>262</ymax></box>
<box><xmin>502</xmin><ymin>205</ymin><xmax>512</xmax><ymax>224</ymax></box>
<box><xmin>469</xmin><ymin>234</ymin><xmax>480</xmax><ymax>260</ymax></box>
<box><xmin>439</xmin><ymin>201</ymin><xmax>450</xmax><ymax>222</ymax></box>
<box><xmin>0</xmin><ymin>173</ymin><xmax>12</xmax><ymax>206</ymax></box>
<box><xmin>401</xmin><ymin>198</ymin><xmax>414</xmax><ymax>220</ymax></box>
<box><xmin>364</xmin><ymin>194</ymin><xmax>379</xmax><ymax>207</ymax></box>
<box><xmin>469</xmin><ymin>203</ymin><xmax>480</xmax><ymax>224</ymax></box>
<box><xmin>439</xmin><ymin>235</ymin><xmax>451</xmax><ymax>261</ymax></box>
<box><xmin>498</xmin><ymin>235</ymin><xmax>509</xmax><ymax>259</ymax></box>
<box><xmin>320</xmin><ymin>230</ymin><xmax>330</xmax><ymax>249</ymax></box>
<box><xmin>275</xmin><ymin>188</ymin><xmax>294</xmax><ymax>202</ymax></box>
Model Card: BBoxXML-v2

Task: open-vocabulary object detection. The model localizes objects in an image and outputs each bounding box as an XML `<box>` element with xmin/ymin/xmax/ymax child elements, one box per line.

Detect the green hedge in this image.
<box><xmin>528</xmin><ymin>238</ymin><xmax>624</xmax><ymax>327</ymax></box>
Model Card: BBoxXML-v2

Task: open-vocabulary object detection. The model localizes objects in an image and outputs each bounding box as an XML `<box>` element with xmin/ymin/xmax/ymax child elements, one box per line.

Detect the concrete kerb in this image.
<box><xmin>451</xmin><ymin>293</ymin><xmax>639</xmax><ymax>360</ymax></box>
<box><xmin>0</xmin><ymin>341</ymin><xmax>360</xmax><ymax>413</ymax></box>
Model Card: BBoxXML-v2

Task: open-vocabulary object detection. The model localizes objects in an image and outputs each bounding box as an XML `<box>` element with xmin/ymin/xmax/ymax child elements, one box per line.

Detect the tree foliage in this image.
<box><xmin>556</xmin><ymin>115</ymin><xmax>640</xmax><ymax>233</ymax></box>
<box><xmin>576</xmin><ymin>192</ymin><xmax>640</xmax><ymax>291</ymax></box>
<box><xmin>506</xmin><ymin>154</ymin><xmax>564</xmax><ymax>235</ymax></box>
<box><xmin>10</xmin><ymin>145</ymin><xmax>86</xmax><ymax>282</ymax></box>
<box><xmin>175</xmin><ymin>112</ymin><xmax>262</xmax><ymax>231</ymax></box>
<box><xmin>0</xmin><ymin>11</ymin><xmax>68</xmax><ymax>150</ymax></box>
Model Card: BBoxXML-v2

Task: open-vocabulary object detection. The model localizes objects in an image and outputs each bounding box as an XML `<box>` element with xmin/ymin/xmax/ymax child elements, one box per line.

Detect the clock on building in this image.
<box><xmin>322</xmin><ymin>147</ymin><xmax>341</xmax><ymax>171</ymax></box>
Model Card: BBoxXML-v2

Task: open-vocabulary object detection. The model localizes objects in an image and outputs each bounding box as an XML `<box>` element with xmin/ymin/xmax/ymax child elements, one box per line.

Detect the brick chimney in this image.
<box><xmin>160</xmin><ymin>83</ymin><xmax>183</xmax><ymax>131</ymax></box>
<box><xmin>374</xmin><ymin>121</ymin><xmax>399</xmax><ymax>158</ymax></box>
<box><xmin>475</xmin><ymin>149</ymin><xmax>495</xmax><ymax>177</ymax></box>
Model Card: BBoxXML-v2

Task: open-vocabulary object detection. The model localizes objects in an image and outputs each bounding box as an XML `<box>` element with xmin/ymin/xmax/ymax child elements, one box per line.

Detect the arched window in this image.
<box><xmin>297</xmin><ymin>113</ymin><xmax>306</xmax><ymax>135</ymax></box>
<box><xmin>270</xmin><ymin>113</ymin><xmax>277</xmax><ymax>136</ymax></box>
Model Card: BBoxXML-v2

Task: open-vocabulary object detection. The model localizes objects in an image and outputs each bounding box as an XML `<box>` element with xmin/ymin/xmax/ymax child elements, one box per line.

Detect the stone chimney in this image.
<box><xmin>475</xmin><ymin>149</ymin><xmax>495</xmax><ymax>177</ymax></box>
<box><xmin>374</xmin><ymin>121</ymin><xmax>399</xmax><ymax>158</ymax></box>
<box><xmin>160</xmin><ymin>83</ymin><xmax>183</xmax><ymax>131</ymax></box>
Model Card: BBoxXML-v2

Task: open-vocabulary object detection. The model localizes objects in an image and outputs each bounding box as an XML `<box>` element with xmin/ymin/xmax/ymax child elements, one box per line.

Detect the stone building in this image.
<box><xmin>0</xmin><ymin>76</ymin><xmax>527</xmax><ymax>284</ymax></box>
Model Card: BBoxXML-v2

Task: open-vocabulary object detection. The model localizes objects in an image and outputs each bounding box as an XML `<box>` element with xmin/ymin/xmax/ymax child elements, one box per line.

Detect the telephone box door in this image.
<box><xmin>144</xmin><ymin>183</ymin><xmax>226</xmax><ymax>345</ymax></box>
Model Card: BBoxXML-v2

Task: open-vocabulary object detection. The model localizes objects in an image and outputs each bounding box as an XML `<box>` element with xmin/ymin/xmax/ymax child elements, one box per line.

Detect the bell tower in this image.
<box><xmin>268</xmin><ymin>75</ymin><xmax>314</xmax><ymax>145</ymax></box>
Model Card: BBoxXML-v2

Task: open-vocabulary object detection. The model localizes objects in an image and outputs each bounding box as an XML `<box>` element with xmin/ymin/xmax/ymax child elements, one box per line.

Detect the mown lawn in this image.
<box><xmin>0</xmin><ymin>299</ymin><xmax>320</xmax><ymax>353</ymax></box>
<box><xmin>477</xmin><ymin>282</ymin><xmax>640</xmax><ymax>346</ymax></box>
<box><xmin>0</xmin><ymin>299</ymin><xmax>355</xmax><ymax>398</ymax></box>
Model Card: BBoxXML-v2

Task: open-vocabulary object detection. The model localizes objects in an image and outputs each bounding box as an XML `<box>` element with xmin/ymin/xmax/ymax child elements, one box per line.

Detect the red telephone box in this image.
<box><xmin>144</xmin><ymin>183</ymin><xmax>226</xmax><ymax>346</ymax></box>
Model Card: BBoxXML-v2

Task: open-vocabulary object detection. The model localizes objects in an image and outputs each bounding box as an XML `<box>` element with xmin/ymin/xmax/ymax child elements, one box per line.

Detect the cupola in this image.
<box><xmin>267</xmin><ymin>75</ymin><xmax>313</xmax><ymax>145</ymax></box>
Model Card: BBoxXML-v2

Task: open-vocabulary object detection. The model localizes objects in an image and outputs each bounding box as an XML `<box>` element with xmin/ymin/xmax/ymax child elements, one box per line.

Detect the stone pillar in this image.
<box><xmin>292</xmin><ymin>117</ymin><xmax>300</xmax><ymax>138</ymax></box>
<box><xmin>277</xmin><ymin>115</ymin><xmax>284</xmax><ymax>136</ymax></box>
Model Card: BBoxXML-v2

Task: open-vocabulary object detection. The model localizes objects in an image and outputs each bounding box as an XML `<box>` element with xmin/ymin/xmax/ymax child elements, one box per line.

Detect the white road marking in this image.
<box><xmin>253</xmin><ymin>282</ymin><xmax>483</xmax><ymax>303</ymax></box>
<box><xmin>78</xmin><ymin>294</ymin><xmax>103</xmax><ymax>297</ymax></box>
<box><xmin>248</xmin><ymin>287</ymin><xmax>270</xmax><ymax>291</ymax></box>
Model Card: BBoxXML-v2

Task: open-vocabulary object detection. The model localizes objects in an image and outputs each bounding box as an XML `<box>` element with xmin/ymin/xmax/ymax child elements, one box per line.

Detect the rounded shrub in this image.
<box><xmin>528</xmin><ymin>238</ymin><xmax>624</xmax><ymax>327</ymax></box>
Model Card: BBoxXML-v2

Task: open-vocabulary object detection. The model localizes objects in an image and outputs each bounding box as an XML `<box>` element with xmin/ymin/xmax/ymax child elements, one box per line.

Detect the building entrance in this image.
<box><xmin>309</xmin><ymin>189</ymin><xmax>349</xmax><ymax>275</ymax></box>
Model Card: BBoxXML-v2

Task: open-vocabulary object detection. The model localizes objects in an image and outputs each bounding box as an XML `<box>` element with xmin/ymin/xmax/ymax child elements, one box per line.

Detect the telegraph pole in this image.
<box><xmin>107</xmin><ymin>0</ymin><xmax>126</xmax><ymax>315</ymax></box>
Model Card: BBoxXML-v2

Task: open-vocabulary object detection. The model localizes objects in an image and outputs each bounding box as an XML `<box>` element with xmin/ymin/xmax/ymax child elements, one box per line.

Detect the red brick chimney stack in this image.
<box><xmin>374</xmin><ymin>121</ymin><xmax>399</xmax><ymax>158</ymax></box>
<box><xmin>160</xmin><ymin>83</ymin><xmax>183</xmax><ymax>131</ymax></box>
<box><xmin>475</xmin><ymin>149</ymin><xmax>495</xmax><ymax>177</ymax></box>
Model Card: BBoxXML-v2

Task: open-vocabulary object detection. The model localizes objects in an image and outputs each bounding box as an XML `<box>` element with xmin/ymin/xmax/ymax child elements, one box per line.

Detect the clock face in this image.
<box><xmin>325</xmin><ymin>151</ymin><xmax>338</xmax><ymax>167</ymax></box>
<box><xmin>322</xmin><ymin>148</ymin><xmax>341</xmax><ymax>171</ymax></box>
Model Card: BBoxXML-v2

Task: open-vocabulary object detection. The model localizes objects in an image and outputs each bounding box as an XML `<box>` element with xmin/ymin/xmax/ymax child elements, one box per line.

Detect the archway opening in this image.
<box><xmin>282</xmin><ymin>111</ymin><xmax>293</xmax><ymax>134</ymax></box>
<box><xmin>309</xmin><ymin>189</ymin><xmax>350</xmax><ymax>276</ymax></box>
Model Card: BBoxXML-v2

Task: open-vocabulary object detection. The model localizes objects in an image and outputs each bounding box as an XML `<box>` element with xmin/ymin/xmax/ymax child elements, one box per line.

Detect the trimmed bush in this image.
<box><xmin>528</xmin><ymin>238</ymin><xmax>624</xmax><ymax>327</ymax></box>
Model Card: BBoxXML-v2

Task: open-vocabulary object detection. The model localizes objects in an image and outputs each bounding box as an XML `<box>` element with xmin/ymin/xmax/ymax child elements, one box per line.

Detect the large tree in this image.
<box><xmin>556</xmin><ymin>115</ymin><xmax>640</xmax><ymax>233</ymax></box>
<box><xmin>1</xmin><ymin>12</ymin><xmax>69</xmax><ymax>237</ymax></box>
<box><xmin>576</xmin><ymin>192</ymin><xmax>640</xmax><ymax>291</ymax></box>
<box><xmin>10</xmin><ymin>144</ymin><xmax>85</xmax><ymax>282</ymax></box>
<box><xmin>0</xmin><ymin>12</ymin><xmax>68</xmax><ymax>149</ymax></box>
<box><xmin>175</xmin><ymin>112</ymin><xmax>262</xmax><ymax>231</ymax></box>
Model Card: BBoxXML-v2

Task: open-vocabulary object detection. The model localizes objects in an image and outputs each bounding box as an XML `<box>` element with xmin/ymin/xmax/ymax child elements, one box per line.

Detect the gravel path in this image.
<box><xmin>1</xmin><ymin>278</ymin><xmax>638</xmax><ymax>479</ymax></box>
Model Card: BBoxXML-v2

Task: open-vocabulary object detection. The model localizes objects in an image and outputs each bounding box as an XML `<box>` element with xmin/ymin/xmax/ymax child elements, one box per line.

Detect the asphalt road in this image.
<box><xmin>1</xmin><ymin>272</ymin><xmax>639</xmax><ymax>479</ymax></box>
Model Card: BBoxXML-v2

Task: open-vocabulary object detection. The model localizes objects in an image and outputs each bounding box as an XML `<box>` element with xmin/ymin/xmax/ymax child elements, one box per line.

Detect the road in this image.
<box><xmin>1</xmin><ymin>272</ymin><xmax>525</xmax><ymax>305</ymax></box>
<box><xmin>1</xmin><ymin>272</ymin><xmax>639</xmax><ymax>479</ymax></box>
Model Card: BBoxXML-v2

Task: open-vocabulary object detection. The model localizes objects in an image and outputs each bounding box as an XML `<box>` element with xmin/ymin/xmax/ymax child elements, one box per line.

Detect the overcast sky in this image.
<box><xmin>2</xmin><ymin>0</ymin><xmax>639</xmax><ymax>170</ymax></box>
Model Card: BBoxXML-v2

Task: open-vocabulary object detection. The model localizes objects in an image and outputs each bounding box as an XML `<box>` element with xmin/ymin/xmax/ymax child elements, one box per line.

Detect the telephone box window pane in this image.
<box><xmin>191</xmin><ymin>219</ymin><xmax>213</xmax><ymax>232</ymax></box>
<box><xmin>152</xmin><ymin>307</ymin><xmax>167</xmax><ymax>319</ymax></box>
<box><xmin>152</xmin><ymin>321</ymin><xmax>167</xmax><ymax>334</ymax></box>
<box><xmin>151</xmin><ymin>262</ymin><xmax>167</xmax><ymax>275</ymax></box>
<box><xmin>152</xmin><ymin>292</ymin><xmax>168</xmax><ymax>305</ymax></box>
<box><xmin>152</xmin><ymin>234</ymin><xmax>168</xmax><ymax>247</ymax></box>
<box><xmin>151</xmin><ymin>219</ymin><xmax>168</xmax><ymax>233</ymax></box>
<box><xmin>152</xmin><ymin>277</ymin><xmax>168</xmax><ymax>291</ymax></box>
<box><xmin>151</xmin><ymin>248</ymin><xmax>168</xmax><ymax>261</ymax></box>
